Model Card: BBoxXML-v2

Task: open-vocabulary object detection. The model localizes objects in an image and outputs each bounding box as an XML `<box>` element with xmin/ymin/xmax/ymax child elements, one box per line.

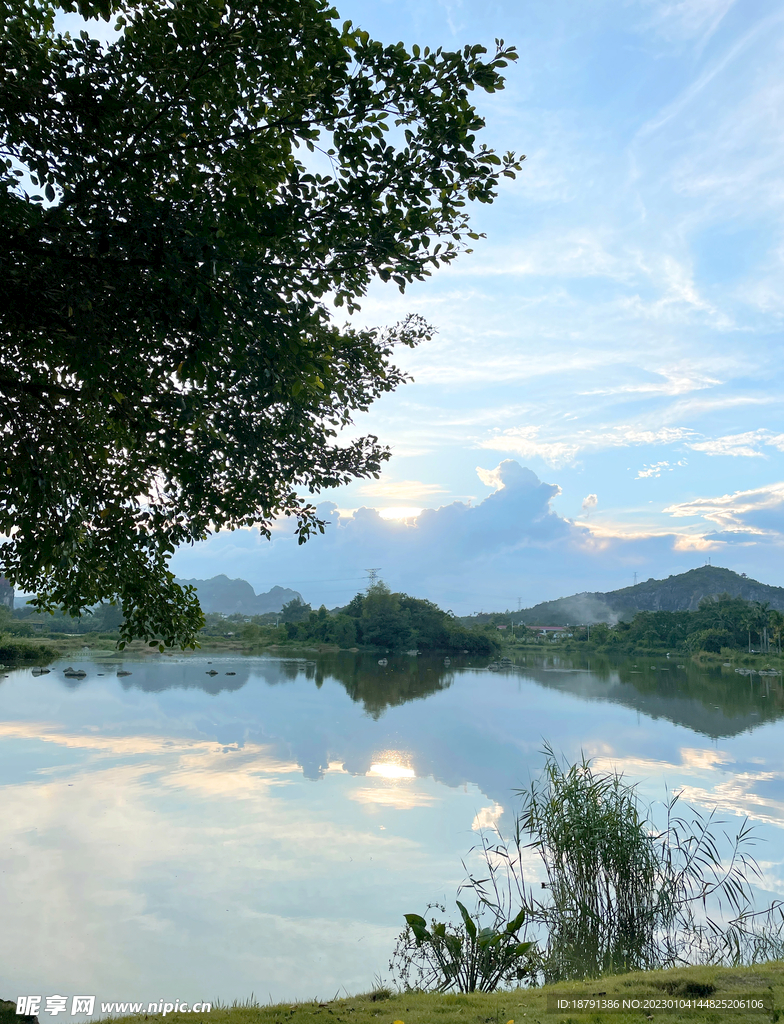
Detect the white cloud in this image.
<box><xmin>636</xmin><ymin>461</ymin><xmax>671</xmax><ymax>478</ymax></box>
<box><xmin>477</xmin><ymin>427</ymin><xmax>582</xmax><ymax>467</ymax></box>
<box><xmin>174</xmin><ymin>461</ymin><xmax>784</xmax><ymax>612</ymax></box>
<box><xmin>635</xmin><ymin>11</ymin><xmax>768</xmax><ymax>138</ymax></box>
<box><xmin>175</xmin><ymin>461</ymin><xmax>587</xmax><ymax>609</ymax></box>
<box><xmin>472</xmin><ymin>803</ymin><xmax>505</xmax><ymax>832</ymax></box>
<box><xmin>476</xmin><ymin>421</ymin><xmax>784</xmax><ymax>469</ymax></box>
<box><xmin>664</xmin><ymin>481</ymin><xmax>784</xmax><ymax>530</ymax></box>
<box><xmin>688</xmin><ymin>430</ymin><xmax>784</xmax><ymax>458</ymax></box>
<box><xmin>582</xmin><ymin>367</ymin><xmax>721</xmax><ymax>397</ymax></box>
<box><xmin>636</xmin><ymin>459</ymin><xmax>687</xmax><ymax>478</ymax></box>
<box><xmin>581</xmin><ymin>493</ymin><xmax>598</xmax><ymax>511</ymax></box>
<box><xmin>460</xmin><ymin>231</ymin><xmax>638</xmax><ymax>282</ymax></box>
<box><xmin>662</xmin><ymin>394</ymin><xmax>777</xmax><ymax>421</ymax></box>
<box><xmin>377</xmin><ymin>507</ymin><xmax>426</xmax><ymax>521</ymax></box>
<box><xmin>479</xmin><ymin>425</ymin><xmax>697</xmax><ymax>467</ymax></box>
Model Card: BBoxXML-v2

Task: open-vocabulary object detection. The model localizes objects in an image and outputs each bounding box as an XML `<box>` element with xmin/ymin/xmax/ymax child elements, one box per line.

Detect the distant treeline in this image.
<box><xmin>281</xmin><ymin>584</ymin><xmax>500</xmax><ymax>654</ymax></box>
<box><xmin>2</xmin><ymin>584</ymin><xmax>500</xmax><ymax>655</ymax></box>
<box><xmin>10</xmin><ymin>587</ymin><xmax>777</xmax><ymax>657</ymax></box>
<box><xmin>521</xmin><ymin>594</ymin><xmax>783</xmax><ymax>654</ymax></box>
<box><xmin>3</xmin><ymin>601</ymin><xmax>125</xmax><ymax>634</ymax></box>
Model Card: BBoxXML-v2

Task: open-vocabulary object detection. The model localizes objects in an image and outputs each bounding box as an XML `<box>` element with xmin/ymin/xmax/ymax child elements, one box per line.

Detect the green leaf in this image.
<box><xmin>455</xmin><ymin>900</ymin><xmax>477</xmax><ymax>941</ymax></box>
<box><xmin>505</xmin><ymin>907</ymin><xmax>526</xmax><ymax>933</ymax></box>
<box><xmin>477</xmin><ymin>926</ymin><xmax>496</xmax><ymax>948</ymax></box>
<box><xmin>404</xmin><ymin>913</ymin><xmax>430</xmax><ymax>944</ymax></box>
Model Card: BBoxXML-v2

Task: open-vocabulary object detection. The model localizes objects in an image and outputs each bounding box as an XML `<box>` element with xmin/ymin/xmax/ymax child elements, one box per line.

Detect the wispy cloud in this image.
<box><xmin>637</xmin><ymin>460</ymin><xmax>673</xmax><ymax>478</ymax></box>
<box><xmin>477</xmin><ymin>421</ymin><xmax>784</xmax><ymax>469</ymax></box>
<box><xmin>583</xmin><ymin>367</ymin><xmax>721</xmax><ymax>397</ymax></box>
<box><xmin>637</xmin><ymin>0</ymin><xmax>739</xmax><ymax>45</ymax></box>
<box><xmin>479</xmin><ymin>426</ymin><xmax>697</xmax><ymax>467</ymax></box>
<box><xmin>664</xmin><ymin>481</ymin><xmax>784</xmax><ymax>528</ymax></box>
<box><xmin>688</xmin><ymin>430</ymin><xmax>784</xmax><ymax>458</ymax></box>
<box><xmin>635</xmin><ymin>11</ymin><xmax>772</xmax><ymax>138</ymax></box>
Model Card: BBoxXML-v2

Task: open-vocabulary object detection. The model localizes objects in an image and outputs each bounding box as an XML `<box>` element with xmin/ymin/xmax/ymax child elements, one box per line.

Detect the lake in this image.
<box><xmin>1</xmin><ymin>650</ymin><xmax>783</xmax><ymax>1009</ymax></box>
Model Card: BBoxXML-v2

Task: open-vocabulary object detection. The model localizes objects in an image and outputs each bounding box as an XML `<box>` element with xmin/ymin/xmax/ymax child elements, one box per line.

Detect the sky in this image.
<box><xmin>173</xmin><ymin>0</ymin><xmax>784</xmax><ymax>612</ymax></box>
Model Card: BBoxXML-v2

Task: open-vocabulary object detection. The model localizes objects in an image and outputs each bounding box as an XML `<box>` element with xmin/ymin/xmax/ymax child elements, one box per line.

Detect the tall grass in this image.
<box><xmin>393</xmin><ymin>745</ymin><xmax>784</xmax><ymax>991</ymax></box>
<box><xmin>517</xmin><ymin>746</ymin><xmax>660</xmax><ymax>979</ymax></box>
<box><xmin>511</xmin><ymin>745</ymin><xmax>784</xmax><ymax>981</ymax></box>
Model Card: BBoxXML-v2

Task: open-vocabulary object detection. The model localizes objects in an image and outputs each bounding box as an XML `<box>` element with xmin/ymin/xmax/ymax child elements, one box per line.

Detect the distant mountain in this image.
<box><xmin>521</xmin><ymin>566</ymin><xmax>784</xmax><ymax>625</ymax></box>
<box><xmin>174</xmin><ymin>575</ymin><xmax>302</xmax><ymax>615</ymax></box>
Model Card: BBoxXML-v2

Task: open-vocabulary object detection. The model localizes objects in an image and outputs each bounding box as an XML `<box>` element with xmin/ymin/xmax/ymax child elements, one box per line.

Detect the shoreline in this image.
<box><xmin>4</xmin><ymin>632</ymin><xmax>784</xmax><ymax>669</ymax></box>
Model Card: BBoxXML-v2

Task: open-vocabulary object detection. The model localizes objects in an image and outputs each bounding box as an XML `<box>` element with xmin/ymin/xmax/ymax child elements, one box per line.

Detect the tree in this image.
<box><xmin>361</xmin><ymin>581</ymin><xmax>414</xmax><ymax>650</ymax></box>
<box><xmin>747</xmin><ymin>602</ymin><xmax>771</xmax><ymax>654</ymax></box>
<box><xmin>771</xmin><ymin>610</ymin><xmax>784</xmax><ymax>656</ymax></box>
<box><xmin>280</xmin><ymin>597</ymin><xmax>311</xmax><ymax>624</ymax></box>
<box><xmin>0</xmin><ymin>0</ymin><xmax>521</xmax><ymax>649</ymax></box>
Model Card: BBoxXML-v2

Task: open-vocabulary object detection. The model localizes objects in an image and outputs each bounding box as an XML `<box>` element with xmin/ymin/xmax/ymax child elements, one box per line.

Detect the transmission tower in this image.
<box><xmin>633</xmin><ymin>572</ymin><xmax>638</xmax><ymax>586</ymax></box>
<box><xmin>364</xmin><ymin>567</ymin><xmax>382</xmax><ymax>590</ymax></box>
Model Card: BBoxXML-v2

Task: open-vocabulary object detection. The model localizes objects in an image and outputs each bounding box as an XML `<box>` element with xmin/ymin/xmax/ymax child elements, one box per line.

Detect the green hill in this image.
<box><xmin>521</xmin><ymin>565</ymin><xmax>784</xmax><ymax>625</ymax></box>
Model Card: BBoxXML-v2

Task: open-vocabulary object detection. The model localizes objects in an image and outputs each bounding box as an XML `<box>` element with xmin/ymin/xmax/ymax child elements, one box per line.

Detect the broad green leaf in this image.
<box><xmin>455</xmin><ymin>900</ymin><xmax>477</xmax><ymax>941</ymax></box>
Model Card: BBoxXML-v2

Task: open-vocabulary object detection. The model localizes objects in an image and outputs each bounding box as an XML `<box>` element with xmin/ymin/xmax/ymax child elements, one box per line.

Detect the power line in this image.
<box><xmin>258</xmin><ymin>575</ymin><xmax>367</xmax><ymax>585</ymax></box>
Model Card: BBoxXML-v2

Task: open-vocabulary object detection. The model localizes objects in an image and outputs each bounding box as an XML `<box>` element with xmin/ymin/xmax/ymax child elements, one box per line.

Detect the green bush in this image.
<box><xmin>0</xmin><ymin>639</ymin><xmax>56</xmax><ymax>662</ymax></box>
<box><xmin>392</xmin><ymin>902</ymin><xmax>535</xmax><ymax>993</ymax></box>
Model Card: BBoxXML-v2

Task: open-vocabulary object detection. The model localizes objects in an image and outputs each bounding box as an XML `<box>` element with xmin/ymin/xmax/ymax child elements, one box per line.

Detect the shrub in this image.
<box><xmin>391</xmin><ymin>901</ymin><xmax>535</xmax><ymax>993</ymax></box>
<box><xmin>0</xmin><ymin>639</ymin><xmax>56</xmax><ymax>662</ymax></box>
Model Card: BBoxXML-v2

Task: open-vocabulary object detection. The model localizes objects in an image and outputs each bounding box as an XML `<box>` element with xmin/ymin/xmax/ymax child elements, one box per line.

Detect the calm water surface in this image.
<box><xmin>2</xmin><ymin>650</ymin><xmax>784</xmax><ymax>1007</ymax></box>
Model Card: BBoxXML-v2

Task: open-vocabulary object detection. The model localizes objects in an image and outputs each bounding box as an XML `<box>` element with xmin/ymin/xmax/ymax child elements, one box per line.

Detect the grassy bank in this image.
<box><xmin>69</xmin><ymin>961</ymin><xmax>784</xmax><ymax>1024</ymax></box>
<box><xmin>0</xmin><ymin>633</ymin><xmax>358</xmax><ymax>665</ymax></box>
<box><xmin>0</xmin><ymin>637</ymin><xmax>61</xmax><ymax>664</ymax></box>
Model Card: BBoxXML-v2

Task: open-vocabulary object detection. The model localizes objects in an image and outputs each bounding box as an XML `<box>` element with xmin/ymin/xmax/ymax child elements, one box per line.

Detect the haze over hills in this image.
<box><xmin>520</xmin><ymin>566</ymin><xmax>784</xmax><ymax>625</ymax></box>
<box><xmin>173</xmin><ymin>565</ymin><xmax>784</xmax><ymax>623</ymax></box>
<box><xmin>174</xmin><ymin>575</ymin><xmax>302</xmax><ymax>616</ymax></box>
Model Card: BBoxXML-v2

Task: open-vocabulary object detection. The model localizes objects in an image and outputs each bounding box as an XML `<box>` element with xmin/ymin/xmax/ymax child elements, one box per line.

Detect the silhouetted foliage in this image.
<box><xmin>285</xmin><ymin>583</ymin><xmax>500</xmax><ymax>653</ymax></box>
<box><xmin>605</xmin><ymin>595</ymin><xmax>777</xmax><ymax>653</ymax></box>
<box><xmin>1</xmin><ymin>0</ymin><xmax>521</xmax><ymax>648</ymax></box>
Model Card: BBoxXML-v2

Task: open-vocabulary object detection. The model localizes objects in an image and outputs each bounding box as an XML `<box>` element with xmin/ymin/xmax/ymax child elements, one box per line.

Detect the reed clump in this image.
<box><xmin>394</xmin><ymin>745</ymin><xmax>784</xmax><ymax>992</ymax></box>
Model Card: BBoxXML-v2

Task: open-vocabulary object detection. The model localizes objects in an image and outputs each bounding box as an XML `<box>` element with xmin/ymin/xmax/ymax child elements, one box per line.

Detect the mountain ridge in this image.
<box><xmin>520</xmin><ymin>566</ymin><xmax>784</xmax><ymax>625</ymax></box>
<box><xmin>174</xmin><ymin>575</ymin><xmax>302</xmax><ymax>616</ymax></box>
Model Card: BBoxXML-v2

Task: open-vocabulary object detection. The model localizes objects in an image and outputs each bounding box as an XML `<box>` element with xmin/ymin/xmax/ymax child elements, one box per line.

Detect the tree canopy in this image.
<box><xmin>285</xmin><ymin>583</ymin><xmax>500</xmax><ymax>654</ymax></box>
<box><xmin>0</xmin><ymin>0</ymin><xmax>521</xmax><ymax>648</ymax></box>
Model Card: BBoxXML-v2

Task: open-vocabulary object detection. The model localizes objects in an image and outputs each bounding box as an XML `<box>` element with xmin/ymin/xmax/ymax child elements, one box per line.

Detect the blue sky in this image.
<box><xmin>173</xmin><ymin>0</ymin><xmax>784</xmax><ymax>611</ymax></box>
